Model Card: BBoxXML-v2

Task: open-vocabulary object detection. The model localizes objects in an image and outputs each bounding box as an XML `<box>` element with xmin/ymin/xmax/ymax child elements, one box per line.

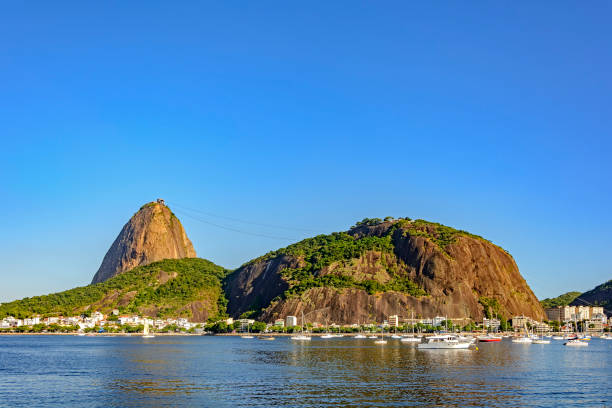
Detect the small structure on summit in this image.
<box><xmin>157</xmin><ymin>198</ymin><xmax>165</xmax><ymax>206</ymax></box>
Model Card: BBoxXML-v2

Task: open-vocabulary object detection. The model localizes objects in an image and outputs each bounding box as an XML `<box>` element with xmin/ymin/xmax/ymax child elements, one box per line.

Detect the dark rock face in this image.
<box><xmin>91</xmin><ymin>202</ymin><xmax>196</xmax><ymax>284</ymax></box>
<box><xmin>226</xmin><ymin>256</ymin><xmax>293</xmax><ymax>317</ymax></box>
<box><xmin>571</xmin><ymin>280</ymin><xmax>612</xmax><ymax>316</ymax></box>
<box><xmin>227</xmin><ymin>221</ymin><xmax>545</xmax><ymax>323</ymax></box>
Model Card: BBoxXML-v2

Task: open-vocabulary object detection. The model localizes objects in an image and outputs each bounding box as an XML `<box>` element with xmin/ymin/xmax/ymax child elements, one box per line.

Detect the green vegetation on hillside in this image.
<box><xmin>395</xmin><ymin>219</ymin><xmax>499</xmax><ymax>255</ymax></box>
<box><xmin>0</xmin><ymin>258</ymin><xmax>229</xmax><ymax>320</ymax></box>
<box><xmin>540</xmin><ymin>291</ymin><xmax>581</xmax><ymax>308</ymax></box>
<box><xmin>245</xmin><ymin>226</ymin><xmax>426</xmax><ymax>302</ymax></box>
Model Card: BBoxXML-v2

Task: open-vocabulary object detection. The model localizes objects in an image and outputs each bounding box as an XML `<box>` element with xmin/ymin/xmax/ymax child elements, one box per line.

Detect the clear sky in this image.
<box><xmin>1</xmin><ymin>2</ymin><xmax>610</xmax><ymax>303</ymax></box>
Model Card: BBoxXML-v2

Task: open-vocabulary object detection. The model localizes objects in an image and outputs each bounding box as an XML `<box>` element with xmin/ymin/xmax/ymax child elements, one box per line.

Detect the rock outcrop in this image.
<box><xmin>571</xmin><ymin>280</ymin><xmax>612</xmax><ymax>316</ymax></box>
<box><xmin>91</xmin><ymin>200</ymin><xmax>196</xmax><ymax>284</ymax></box>
<box><xmin>226</xmin><ymin>219</ymin><xmax>545</xmax><ymax>323</ymax></box>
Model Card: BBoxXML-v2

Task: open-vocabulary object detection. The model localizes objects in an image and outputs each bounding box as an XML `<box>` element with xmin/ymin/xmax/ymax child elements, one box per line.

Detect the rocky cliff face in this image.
<box><xmin>91</xmin><ymin>201</ymin><xmax>196</xmax><ymax>284</ymax></box>
<box><xmin>571</xmin><ymin>280</ymin><xmax>612</xmax><ymax>316</ymax></box>
<box><xmin>226</xmin><ymin>219</ymin><xmax>545</xmax><ymax>323</ymax></box>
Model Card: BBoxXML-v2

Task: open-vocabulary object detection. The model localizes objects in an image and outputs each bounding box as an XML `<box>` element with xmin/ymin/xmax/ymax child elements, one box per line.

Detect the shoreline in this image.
<box><xmin>0</xmin><ymin>331</ymin><xmax>584</xmax><ymax>337</ymax></box>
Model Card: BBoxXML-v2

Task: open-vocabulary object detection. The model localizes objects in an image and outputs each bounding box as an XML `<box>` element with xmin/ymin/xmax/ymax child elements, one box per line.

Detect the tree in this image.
<box><xmin>251</xmin><ymin>321</ymin><xmax>267</xmax><ymax>333</ymax></box>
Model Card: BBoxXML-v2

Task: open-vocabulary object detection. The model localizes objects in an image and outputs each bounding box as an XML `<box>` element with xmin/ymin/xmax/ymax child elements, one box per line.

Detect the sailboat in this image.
<box><xmin>531</xmin><ymin>323</ymin><xmax>550</xmax><ymax>344</ymax></box>
<box><xmin>511</xmin><ymin>322</ymin><xmax>532</xmax><ymax>344</ymax></box>
<box><xmin>291</xmin><ymin>311</ymin><xmax>312</xmax><ymax>341</ymax></box>
<box><xmin>241</xmin><ymin>322</ymin><xmax>254</xmax><ymax>339</ymax></box>
<box><xmin>321</xmin><ymin>321</ymin><xmax>334</xmax><ymax>339</ymax></box>
<box><xmin>401</xmin><ymin>311</ymin><xmax>421</xmax><ymax>343</ymax></box>
<box><xmin>142</xmin><ymin>320</ymin><xmax>155</xmax><ymax>338</ymax></box>
<box><xmin>564</xmin><ymin>315</ymin><xmax>587</xmax><ymax>347</ymax></box>
<box><xmin>374</xmin><ymin>325</ymin><xmax>387</xmax><ymax>344</ymax></box>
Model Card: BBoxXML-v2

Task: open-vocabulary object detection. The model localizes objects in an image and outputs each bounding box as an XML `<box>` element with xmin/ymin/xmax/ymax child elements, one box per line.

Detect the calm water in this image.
<box><xmin>0</xmin><ymin>335</ymin><xmax>610</xmax><ymax>407</ymax></box>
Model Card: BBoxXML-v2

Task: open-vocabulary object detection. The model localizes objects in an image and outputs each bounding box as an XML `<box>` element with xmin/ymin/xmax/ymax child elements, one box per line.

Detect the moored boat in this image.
<box><xmin>564</xmin><ymin>339</ymin><xmax>588</xmax><ymax>347</ymax></box>
<box><xmin>477</xmin><ymin>334</ymin><xmax>501</xmax><ymax>342</ymax></box>
<box><xmin>511</xmin><ymin>336</ymin><xmax>532</xmax><ymax>344</ymax></box>
<box><xmin>417</xmin><ymin>335</ymin><xmax>471</xmax><ymax>349</ymax></box>
<box><xmin>401</xmin><ymin>336</ymin><xmax>421</xmax><ymax>343</ymax></box>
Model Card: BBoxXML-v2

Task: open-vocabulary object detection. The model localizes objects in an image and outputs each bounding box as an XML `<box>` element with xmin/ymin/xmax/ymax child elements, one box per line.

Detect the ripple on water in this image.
<box><xmin>0</xmin><ymin>336</ymin><xmax>610</xmax><ymax>407</ymax></box>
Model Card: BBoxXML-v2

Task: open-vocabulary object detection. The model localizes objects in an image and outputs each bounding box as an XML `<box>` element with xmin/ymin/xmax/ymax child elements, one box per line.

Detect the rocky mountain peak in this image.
<box><xmin>91</xmin><ymin>200</ymin><xmax>196</xmax><ymax>284</ymax></box>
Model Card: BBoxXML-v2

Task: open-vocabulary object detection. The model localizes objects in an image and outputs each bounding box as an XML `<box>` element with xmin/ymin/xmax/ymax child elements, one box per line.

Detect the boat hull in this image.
<box><xmin>418</xmin><ymin>342</ymin><xmax>470</xmax><ymax>349</ymax></box>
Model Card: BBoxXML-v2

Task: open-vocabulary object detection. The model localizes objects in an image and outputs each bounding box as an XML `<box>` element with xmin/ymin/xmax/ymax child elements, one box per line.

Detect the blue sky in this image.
<box><xmin>1</xmin><ymin>2</ymin><xmax>610</xmax><ymax>302</ymax></box>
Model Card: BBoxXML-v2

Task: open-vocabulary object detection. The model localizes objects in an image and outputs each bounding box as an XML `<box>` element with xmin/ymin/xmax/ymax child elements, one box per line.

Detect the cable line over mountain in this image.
<box><xmin>172</xmin><ymin>208</ymin><xmax>300</xmax><ymax>241</ymax></box>
<box><xmin>166</xmin><ymin>201</ymin><xmax>317</xmax><ymax>233</ymax></box>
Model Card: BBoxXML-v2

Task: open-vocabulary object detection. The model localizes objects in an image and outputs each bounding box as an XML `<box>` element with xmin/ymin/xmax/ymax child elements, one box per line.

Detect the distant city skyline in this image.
<box><xmin>1</xmin><ymin>2</ymin><xmax>610</xmax><ymax>302</ymax></box>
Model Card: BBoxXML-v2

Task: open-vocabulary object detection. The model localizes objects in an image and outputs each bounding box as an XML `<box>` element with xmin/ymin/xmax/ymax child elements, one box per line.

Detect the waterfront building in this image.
<box><xmin>533</xmin><ymin>321</ymin><xmax>550</xmax><ymax>333</ymax></box>
<box><xmin>274</xmin><ymin>319</ymin><xmax>284</xmax><ymax>328</ymax></box>
<box><xmin>483</xmin><ymin>317</ymin><xmax>500</xmax><ymax>330</ymax></box>
<box><xmin>433</xmin><ymin>316</ymin><xmax>446</xmax><ymax>327</ymax></box>
<box><xmin>586</xmin><ymin>319</ymin><xmax>604</xmax><ymax>333</ymax></box>
<box><xmin>573</xmin><ymin>306</ymin><xmax>590</xmax><ymax>321</ymax></box>
<box><xmin>545</xmin><ymin>307</ymin><xmax>562</xmax><ymax>322</ymax></box>
<box><xmin>388</xmin><ymin>315</ymin><xmax>399</xmax><ymax>327</ymax></box>
<box><xmin>286</xmin><ymin>316</ymin><xmax>298</xmax><ymax>327</ymax></box>
<box><xmin>512</xmin><ymin>315</ymin><xmax>530</xmax><ymax>328</ymax></box>
<box><xmin>561</xmin><ymin>306</ymin><xmax>575</xmax><ymax>322</ymax></box>
<box><xmin>23</xmin><ymin>317</ymin><xmax>40</xmax><ymax>326</ymax></box>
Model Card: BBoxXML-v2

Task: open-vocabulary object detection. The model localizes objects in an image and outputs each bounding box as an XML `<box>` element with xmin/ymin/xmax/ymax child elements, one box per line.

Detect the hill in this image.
<box><xmin>0</xmin><ymin>258</ymin><xmax>228</xmax><ymax>321</ymax></box>
<box><xmin>540</xmin><ymin>291</ymin><xmax>581</xmax><ymax>309</ymax></box>
<box><xmin>91</xmin><ymin>200</ymin><xmax>196</xmax><ymax>284</ymax></box>
<box><xmin>226</xmin><ymin>218</ymin><xmax>545</xmax><ymax>324</ymax></box>
<box><xmin>570</xmin><ymin>279</ymin><xmax>612</xmax><ymax>315</ymax></box>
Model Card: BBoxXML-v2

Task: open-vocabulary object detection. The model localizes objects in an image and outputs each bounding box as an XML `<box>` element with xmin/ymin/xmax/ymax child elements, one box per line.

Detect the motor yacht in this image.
<box><xmin>417</xmin><ymin>335</ymin><xmax>471</xmax><ymax>349</ymax></box>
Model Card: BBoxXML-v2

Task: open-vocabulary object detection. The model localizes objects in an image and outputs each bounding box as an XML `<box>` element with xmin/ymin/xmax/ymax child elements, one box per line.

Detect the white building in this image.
<box><xmin>286</xmin><ymin>316</ymin><xmax>298</xmax><ymax>327</ymax></box>
<box><xmin>433</xmin><ymin>316</ymin><xmax>447</xmax><ymax>327</ymax></box>
<box><xmin>274</xmin><ymin>319</ymin><xmax>284</xmax><ymax>328</ymax></box>
<box><xmin>388</xmin><ymin>315</ymin><xmax>399</xmax><ymax>327</ymax></box>
<box><xmin>483</xmin><ymin>318</ymin><xmax>500</xmax><ymax>330</ymax></box>
<box><xmin>23</xmin><ymin>317</ymin><xmax>40</xmax><ymax>326</ymax></box>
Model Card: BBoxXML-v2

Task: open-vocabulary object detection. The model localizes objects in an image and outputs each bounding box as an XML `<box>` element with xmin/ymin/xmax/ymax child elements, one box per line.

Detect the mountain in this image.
<box><xmin>540</xmin><ymin>291</ymin><xmax>581</xmax><ymax>309</ymax></box>
<box><xmin>570</xmin><ymin>280</ymin><xmax>612</xmax><ymax>315</ymax></box>
<box><xmin>226</xmin><ymin>218</ymin><xmax>545</xmax><ymax>324</ymax></box>
<box><xmin>0</xmin><ymin>258</ymin><xmax>228</xmax><ymax>321</ymax></box>
<box><xmin>91</xmin><ymin>200</ymin><xmax>196</xmax><ymax>284</ymax></box>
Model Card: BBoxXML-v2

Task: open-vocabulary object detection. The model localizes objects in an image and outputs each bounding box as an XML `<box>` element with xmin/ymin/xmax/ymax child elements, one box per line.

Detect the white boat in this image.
<box><xmin>391</xmin><ymin>335</ymin><xmax>402</xmax><ymax>339</ymax></box>
<box><xmin>291</xmin><ymin>335</ymin><xmax>312</xmax><ymax>341</ymax></box>
<box><xmin>291</xmin><ymin>312</ymin><xmax>312</xmax><ymax>341</ymax></box>
<box><xmin>142</xmin><ymin>320</ymin><xmax>155</xmax><ymax>338</ymax></box>
<box><xmin>511</xmin><ymin>336</ymin><xmax>532</xmax><ymax>344</ymax></box>
<box><xmin>320</xmin><ymin>334</ymin><xmax>335</xmax><ymax>339</ymax></box>
<box><xmin>77</xmin><ymin>331</ymin><xmax>86</xmax><ymax>337</ymax></box>
<box><xmin>477</xmin><ymin>334</ymin><xmax>501</xmax><ymax>343</ymax></box>
<box><xmin>241</xmin><ymin>322</ymin><xmax>254</xmax><ymax>338</ymax></box>
<box><xmin>417</xmin><ymin>335</ymin><xmax>471</xmax><ymax>349</ymax></box>
<box><xmin>552</xmin><ymin>336</ymin><xmax>564</xmax><ymax>340</ymax></box>
<box><xmin>532</xmin><ymin>332</ymin><xmax>550</xmax><ymax>344</ymax></box>
<box><xmin>367</xmin><ymin>335</ymin><xmax>378</xmax><ymax>339</ymax></box>
<box><xmin>354</xmin><ymin>334</ymin><xmax>367</xmax><ymax>339</ymax></box>
<box><xmin>401</xmin><ymin>311</ymin><xmax>422</xmax><ymax>342</ymax></box>
<box><xmin>373</xmin><ymin>327</ymin><xmax>387</xmax><ymax>344</ymax></box>
<box><xmin>564</xmin><ymin>339</ymin><xmax>588</xmax><ymax>347</ymax></box>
